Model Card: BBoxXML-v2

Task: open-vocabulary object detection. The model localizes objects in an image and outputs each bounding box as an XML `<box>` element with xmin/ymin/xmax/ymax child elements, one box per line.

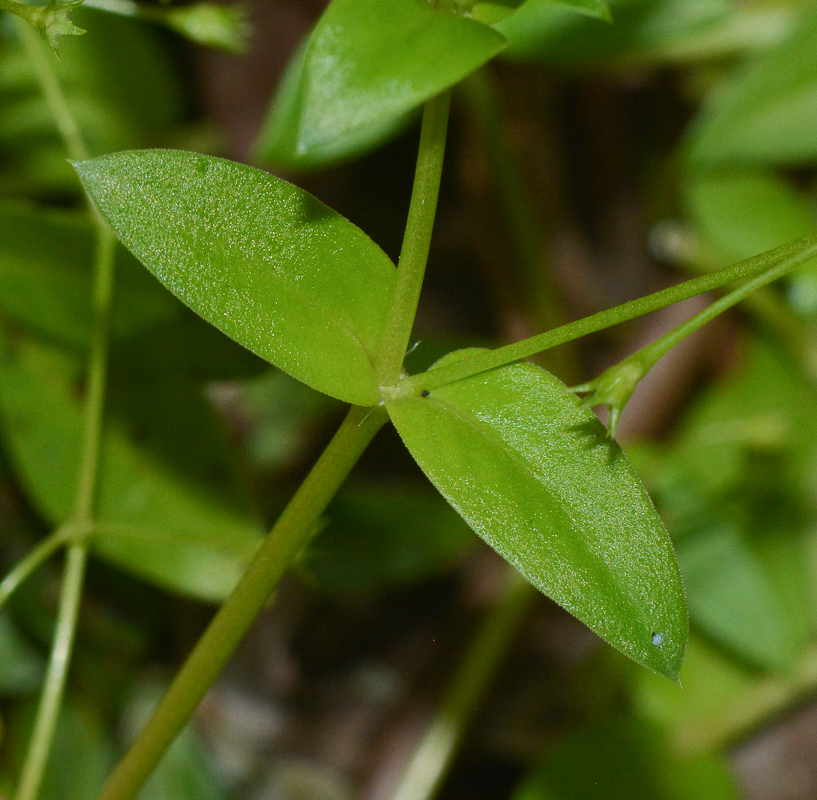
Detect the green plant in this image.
<box><xmin>4</xmin><ymin>0</ymin><xmax>817</xmax><ymax>799</ymax></box>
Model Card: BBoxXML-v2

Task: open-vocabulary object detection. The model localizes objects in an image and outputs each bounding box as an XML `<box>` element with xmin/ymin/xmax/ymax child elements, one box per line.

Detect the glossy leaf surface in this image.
<box><xmin>255</xmin><ymin>39</ymin><xmax>416</xmax><ymax>170</ymax></box>
<box><xmin>0</xmin><ymin>335</ymin><xmax>263</xmax><ymax>601</ymax></box>
<box><xmin>261</xmin><ymin>0</ymin><xmax>505</xmax><ymax>164</ymax></box>
<box><xmin>687</xmin><ymin>5</ymin><xmax>817</xmax><ymax>167</ymax></box>
<box><xmin>387</xmin><ymin>352</ymin><xmax>687</xmax><ymax>679</ymax></box>
<box><xmin>75</xmin><ymin>150</ymin><xmax>396</xmax><ymax>405</ymax></box>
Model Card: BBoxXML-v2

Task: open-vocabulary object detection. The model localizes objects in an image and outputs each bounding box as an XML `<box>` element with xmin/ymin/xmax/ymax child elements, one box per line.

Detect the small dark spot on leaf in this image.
<box><xmin>421</xmin><ymin>390</ymin><xmax>430</xmax><ymax>398</ymax></box>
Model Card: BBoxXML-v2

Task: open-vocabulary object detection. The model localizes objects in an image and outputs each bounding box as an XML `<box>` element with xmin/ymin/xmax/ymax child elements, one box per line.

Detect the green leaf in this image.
<box><xmin>260</xmin><ymin>0</ymin><xmax>505</xmax><ymax>164</ymax></box>
<box><xmin>547</xmin><ymin>0</ymin><xmax>611</xmax><ymax>21</ymax></box>
<box><xmin>387</xmin><ymin>351</ymin><xmax>687</xmax><ymax>680</ymax></box>
<box><xmin>511</xmin><ymin>719</ymin><xmax>738</xmax><ymax>800</ymax></box>
<box><xmin>0</xmin><ymin>334</ymin><xmax>263</xmax><ymax>601</ymax></box>
<box><xmin>685</xmin><ymin>171</ymin><xmax>816</xmax><ymax>264</ymax></box>
<box><xmin>75</xmin><ymin>150</ymin><xmax>397</xmax><ymax>405</ymax></box>
<box><xmin>0</xmin><ymin>202</ymin><xmax>180</xmax><ymax>346</ymax></box>
<box><xmin>687</xmin><ymin>5</ymin><xmax>817</xmax><ymax>167</ymax></box>
<box><xmin>255</xmin><ymin>39</ymin><xmax>417</xmax><ymax>170</ymax></box>
<box><xmin>497</xmin><ymin>0</ymin><xmax>733</xmax><ymax>64</ymax></box>
<box><xmin>676</xmin><ymin>525</ymin><xmax>801</xmax><ymax>671</ymax></box>
<box><xmin>683</xmin><ymin>172</ymin><xmax>817</xmax><ymax>315</ymax></box>
<box><xmin>300</xmin><ymin>480</ymin><xmax>474</xmax><ymax>593</ymax></box>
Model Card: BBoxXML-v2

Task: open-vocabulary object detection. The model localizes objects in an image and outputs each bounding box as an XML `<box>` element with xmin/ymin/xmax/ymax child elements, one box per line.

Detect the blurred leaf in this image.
<box><xmin>685</xmin><ymin>171</ymin><xmax>816</xmax><ymax>264</ymax></box>
<box><xmin>300</xmin><ymin>480</ymin><xmax>475</xmax><ymax>593</ymax></box>
<box><xmin>676</xmin><ymin>524</ymin><xmax>802</xmax><ymax>671</ymax></box>
<box><xmin>0</xmin><ymin>9</ymin><xmax>185</xmax><ymax>194</ymax></box>
<box><xmin>0</xmin><ymin>613</ymin><xmax>43</xmax><ymax>695</ymax></box>
<box><xmin>255</xmin><ymin>38</ymin><xmax>417</xmax><ymax>170</ymax></box>
<box><xmin>0</xmin><ymin>202</ymin><xmax>180</xmax><ymax>346</ymax></box>
<box><xmin>684</xmin><ymin>172</ymin><xmax>817</xmax><ymax>316</ymax></box>
<box><xmin>687</xmin><ymin>5</ymin><xmax>817</xmax><ymax>168</ymax></box>
<box><xmin>257</xmin><ymin>0</ymin><xmax>505</xmax><ymax>166</ymax></box>
<box><xmin>497</xmin><ymin>0</ymin><xmax>733</xmax><ymax>65</ymax></box>
<box><xmin>3</xmin><ymin>698</ymin><xmax>115</xmax><ymax>800</ymax></box>
<box><xmin>124</xmin><ymin>681</ymin><xmax>225</xmax><ymax>800</ymax></box>
<box><xmin>387</xmin><ymin>350</ymin><xmax>687</xmax><ymax>680</ymax></box>
<box><xmin>511</xmin><ymin>718</ymin><xmax>737</xmax><ymax>800</ymax></box>
<box><xmin>548</xmin><ymin>0</ymin><xmax>611</xmax><ymax>20</ymax></box>
<box><xmin>76</xmin><ymin>150</ymin><xmax>397</xmax><ymax>405</ymax></box>
<box><xmin>0</xmin><ymin>334</ymin><xmax>263</xmax><ymax>601</ymax></box>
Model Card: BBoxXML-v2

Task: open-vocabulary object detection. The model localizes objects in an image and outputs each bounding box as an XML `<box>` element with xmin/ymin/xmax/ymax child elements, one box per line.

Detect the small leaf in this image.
<box><xmin>260</xmin><ymin>0</ymin><xmax>505</xmax><ymax>164</ymax></box>
<box><xmin>0</xmin><ymin>334</ymin><xmax>263</xmax><ymax>601</ymax></box>
<box><xmin>387</xmin><ymin>351</ymin><xmax>687</xmax><ymax>680</ymax></box>
<box><xmin>75</xmin><ymin>150</ymin><xmax>397</xmax><ymax>405</ymax></box>
<box><xmin>547</xmin><ymin>0</ymin><xmax>611</xmax><ymax>21</ymax></box>
<box><xmin>687</xmin><ymin>5</ymin><xmax>817</xmax><ymax>167</ymax></box>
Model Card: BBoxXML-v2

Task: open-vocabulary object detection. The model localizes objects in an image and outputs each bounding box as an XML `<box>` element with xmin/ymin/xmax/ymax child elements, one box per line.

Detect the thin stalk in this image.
<box><xmin>375</xmin><ymin>92</ymin><xmax>451</xmax><ymax>390</ymax></box>
<box><xmin>13</xmin><ymin>23</ymin><xmax>116</xmax><ymax>800</ymax></box>
<box><xmin>0</xmin><ymin>524</ymin><xmax>90</xmax><ymax>613</ymax></box>
<box><xmin>400</xmin><ymin>231</ymin><xmax>817</xmax><ymax>396</ymax></box>
<box><xmin>95</xmin><ymin>404</ymin><xmax>388</xmax><ymax>800</ymax></box>
<box><xmin>14</xmin><ymin>544</ymin><xmax>89</xmax><ymax>800</ymax></box>
<box><xmin>390</xmin><ymin>571</ymin><xmax>535</xmax><ymax>800</ymax></box>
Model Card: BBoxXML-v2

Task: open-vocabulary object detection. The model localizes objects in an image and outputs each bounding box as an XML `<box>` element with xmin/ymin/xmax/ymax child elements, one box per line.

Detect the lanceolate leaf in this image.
<box><xmin>260</xmin><ymin>0</ymin><xmax>506</xmax><ymax>164</ymax></box>
<box><xmin>74</xmin><ymin>150</ymin><xmax>396</xmax><ymax>405</ymax></box>
<box><xmin>0</xmin><ymin>334</ymin><xmax>263</xmax><ymax>601</ymax></box>
<box><xmin>387</xmin><ymin>352</ymin><xmax>687</xmax><ymax>680</ymax></box>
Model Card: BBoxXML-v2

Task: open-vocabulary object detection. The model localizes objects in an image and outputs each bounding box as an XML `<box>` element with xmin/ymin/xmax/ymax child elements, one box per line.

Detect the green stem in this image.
<box><xmin>14</xmin><ymin>544</ymin><xmax>89</xmax><ymax>800</ymax></box>
<box><xmin>95</xmin><ymin>404</ymin><xmax>388</xmax><ymax>800</ymax></box>
<box><xmin>14</xmin><ymin>23</ymin><xmax>116</xmax><ymax>800</ymax></box>
<box><xmin>0</xmin><ymin>525</ymin><xmax>90</xmax><ymax>613</ymax></box>
<box><xmin>16</xmin><ymin>19</ymin><xmax>88</xmax><ymax>162</ymax></box>
<box><xmin>400</xmin><ymin>231</ymin><xmax>817</xmax><ymax>395</ymax></box>
<box><xmin>375</xmin><ymin>92</ymin><xmax>451</xmax><ymax>390</ymax></box>
<box><xmin>390</xmin><ymin>571</ymin><xmax>535</xmax><ymax>800</ymax></box>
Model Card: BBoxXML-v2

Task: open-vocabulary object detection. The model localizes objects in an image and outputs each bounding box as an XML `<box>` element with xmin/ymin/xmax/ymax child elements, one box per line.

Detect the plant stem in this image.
<box><xmin>390</xmin><ymin>570</ymin><xmax>535</xmax><ymax>800</ymax></box>
<box><xmin>375</xmin><ymin>91</ymin><xmax>451</xmax><ymax>390</ymax></box>
<box><xmin>0</xmin><ymin>524</ymin><xmax>89</xmax><ymax>613</ymax></box>
<box><xmin>95</xmin><ymin>404</ymin><xmax>388</xmax><ymax>800</ymax></box>
<box><xmin>401</xmin><ymin>231</ymin><xmax>817</xmax><ymax>395</ymax></box>
<box><xmin>14</xmin><ymin>544</ymin><xmax>89</xmax><ymax>800</ymax></box>
<box><xmin>14</xmin><ymin>23</ymin><xmax>116</xmax><ymax>800</ymax></box>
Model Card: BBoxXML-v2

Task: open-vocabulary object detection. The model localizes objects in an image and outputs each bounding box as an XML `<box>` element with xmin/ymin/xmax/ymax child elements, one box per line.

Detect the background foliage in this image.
<box><xmin>4</xmin><ymin>0</ymin><xmax>817</xmax><ymax>798</ymax></box>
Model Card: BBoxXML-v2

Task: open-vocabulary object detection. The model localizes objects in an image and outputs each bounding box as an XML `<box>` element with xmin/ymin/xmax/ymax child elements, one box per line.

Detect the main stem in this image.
<box><xmin>95</xmin><ymin>404</ymin><xmax>388</xmax><ymax>800</ymax></box>
<box><xmin>375</xmin><ymin>91</ymin><xmax>451</xmax><ymax>389</ymax></box>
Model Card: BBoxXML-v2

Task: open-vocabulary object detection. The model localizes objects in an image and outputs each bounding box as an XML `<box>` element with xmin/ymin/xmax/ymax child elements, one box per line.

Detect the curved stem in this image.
<box><xmin>400</xmin><ymin>231</ymin><xmax>817</xmax><ymax>396</ymax></box>
<box><xmin>95</xmin><ymin>404</ymin><xmax>388</xmax><ymax>800</ymax></box>
<box><xmin>390</xmin><ymin>570</ymin><xmax>535</xmax><ymax>800</ymax></box>
<box><xmin>13</xmin><ymin>543</ymin><xmax>89</xmax><ymax>800</ymax></box>
<box><xmin>375</xmin><ymin>91</ymin><xmax>451</xmax><ymax>390</ymax></box>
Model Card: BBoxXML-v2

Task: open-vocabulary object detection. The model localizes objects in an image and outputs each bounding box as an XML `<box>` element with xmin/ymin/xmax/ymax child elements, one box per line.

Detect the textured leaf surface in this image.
<box><xmin>261</xmin><ymin>0</ymin><xmax>505</xmax><ymax>163</ymax></box>
<box><xmin>387</xmin><ymin>352</ymin><xmax>687</xmax><ymax>679</ymax></box>
<box><xmin>0</xmin><ymin>335</ymin><xmax>263</xmax><ymax>601</ymax></box>
<box><xmin>687</xmin><ymin>6</ymin><xmax>817</xmax><ymax>167</ymax></box>
<box><xmin>75</xmin><ymin>150</ymin><xmax>396</xmax><ymax>405</ymax></box>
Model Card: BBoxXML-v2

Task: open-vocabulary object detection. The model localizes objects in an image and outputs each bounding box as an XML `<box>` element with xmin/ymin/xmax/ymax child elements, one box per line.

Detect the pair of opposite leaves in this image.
<box><xmin>75</xmin><ymin>150</ymin><xmax>686</xmax><ymax>681</ymax></box>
